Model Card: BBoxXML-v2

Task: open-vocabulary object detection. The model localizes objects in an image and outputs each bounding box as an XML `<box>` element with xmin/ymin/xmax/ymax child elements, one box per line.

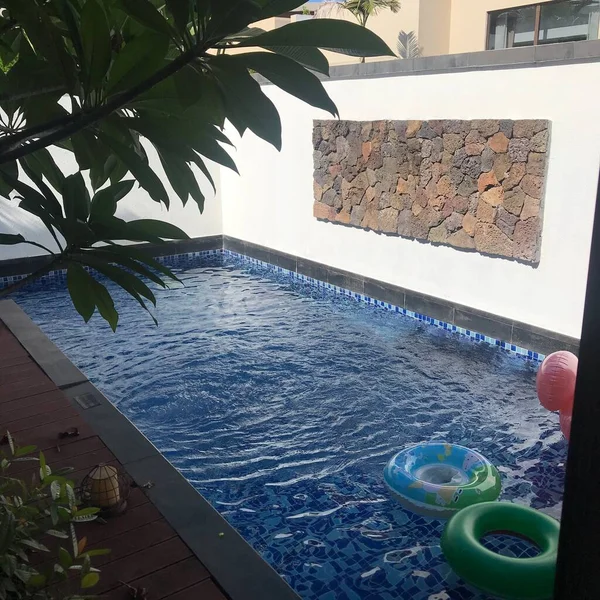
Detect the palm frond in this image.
<box><xmin>397</xmin><ymin>30</ymin><xmax>421</xmax><ymax>59</ymax></box>
<box><xmin>313</xmin><ymin>2</ymin><xmax>350</xmax><ymax>19</ymax></box>
<box><xmin>314</xmin><ymin>0</ymin><xmax>401</xmax><ymax>26</ymax></box>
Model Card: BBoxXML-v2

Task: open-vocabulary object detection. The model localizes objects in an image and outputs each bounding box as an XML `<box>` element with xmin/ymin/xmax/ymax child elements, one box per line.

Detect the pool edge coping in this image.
<box><xmin>0</xmin><ymin>234</ymin><xmax>579</xmax><ymax>357</ymax></box>
<box><xmin>221</xmin><ymin>237</ymin><xmax>579</xmax><ymax>360</ymax></box>
<box><xmin>0</xmin><ymin>298</ymin><xmax>301</xmax><ymax>600</ymax></box>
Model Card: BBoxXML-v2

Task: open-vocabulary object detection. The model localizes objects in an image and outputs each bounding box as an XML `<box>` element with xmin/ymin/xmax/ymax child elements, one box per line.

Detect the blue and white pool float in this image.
<box><xmin>384</xmin><ymin>443</ymin><xmax>501</xmax><ymax>518</ymax></box>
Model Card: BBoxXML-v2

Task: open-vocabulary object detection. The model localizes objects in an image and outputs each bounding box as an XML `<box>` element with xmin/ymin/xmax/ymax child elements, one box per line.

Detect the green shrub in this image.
<box><xmin>0</xmin><ymin>432</ymin><xmax>108</xmax><ymax>600</ymax></box>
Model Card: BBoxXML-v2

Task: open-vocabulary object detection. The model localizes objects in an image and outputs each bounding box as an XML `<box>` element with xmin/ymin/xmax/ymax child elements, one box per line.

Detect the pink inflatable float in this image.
<box><xmin>559</xmin><ymin>411</ymin><xmax>572</xmax><ymax>441</ymax></box>
<box><xmin>536</xmin><ymin>351</ymin><xmax>578</xmax><ymax>441</ymax></box>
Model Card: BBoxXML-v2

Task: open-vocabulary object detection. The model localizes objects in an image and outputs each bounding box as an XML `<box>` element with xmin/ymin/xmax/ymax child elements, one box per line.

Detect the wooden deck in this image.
<box><xmin>0</xmin><ymin>322</ymin><xmax>228</xmax><ymax>600</ymax></box>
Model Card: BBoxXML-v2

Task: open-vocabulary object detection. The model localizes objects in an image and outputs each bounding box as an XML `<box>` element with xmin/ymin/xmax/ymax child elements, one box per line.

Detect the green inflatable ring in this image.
<box><xmin>441</xmin><ymin>502</ymin><xmax>560</xmax><ymax>600</ymax></box>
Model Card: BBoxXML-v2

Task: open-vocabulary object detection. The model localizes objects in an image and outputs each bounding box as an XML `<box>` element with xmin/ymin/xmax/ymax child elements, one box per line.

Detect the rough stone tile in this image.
<box><xmin>313</xmin><ymin>119</ymin><xmax>548</xmax><ymax>264</ymax></box>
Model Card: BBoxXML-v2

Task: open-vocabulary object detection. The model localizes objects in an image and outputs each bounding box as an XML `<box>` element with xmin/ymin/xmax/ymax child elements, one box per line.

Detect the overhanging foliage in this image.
<box><xmin>0</xmin><ymin>0</ymin><xmax>393</xmax><ymax>328</ymax></box>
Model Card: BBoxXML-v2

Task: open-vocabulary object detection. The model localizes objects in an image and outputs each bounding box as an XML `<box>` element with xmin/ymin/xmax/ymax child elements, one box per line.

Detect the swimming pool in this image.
<box><xmin>15</xmin><ymin>253</ymin><xmax>566</xmax><ymax>600</ymax></box>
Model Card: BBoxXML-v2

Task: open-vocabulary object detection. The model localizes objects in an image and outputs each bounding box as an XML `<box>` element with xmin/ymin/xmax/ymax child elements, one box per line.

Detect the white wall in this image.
<box><xmin>221</xmin><ymin>62</ymin><xmax>600</xmax><ymax>339</ymax></box>
<box><xmin>0</xmin><ymin>144</ymin><xmax>222</xmax><ymax>260</ymax></box>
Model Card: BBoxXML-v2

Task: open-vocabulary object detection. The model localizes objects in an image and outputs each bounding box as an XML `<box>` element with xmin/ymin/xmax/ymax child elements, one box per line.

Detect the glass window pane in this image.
<box><xmin>488</xmin><ymin>6</ymin><xmax>536</xmax><ymax>50</ymax></box>
<box><xmin>539</xmin><ymin>0</ymin><xmax>600</xmax><ymax>44</ymax></box>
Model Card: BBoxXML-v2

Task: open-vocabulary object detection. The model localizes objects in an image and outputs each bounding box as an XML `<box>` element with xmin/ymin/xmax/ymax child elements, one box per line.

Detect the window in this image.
<box><xmin>487</xmin><ymin>1</ymin><xmax>600</xmax><ymax>50</ymax></box>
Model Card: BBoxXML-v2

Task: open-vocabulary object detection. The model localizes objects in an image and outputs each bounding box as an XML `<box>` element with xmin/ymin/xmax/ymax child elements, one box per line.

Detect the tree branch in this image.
<box><xmin>0</xmin><ymin>84</ymin><xmax>67</xmax><ymax>104</ymax></box>
<box><xmin>0</xmin><ymin>44</ymin><xmax>207</xmax><ymax>165</ymax></box>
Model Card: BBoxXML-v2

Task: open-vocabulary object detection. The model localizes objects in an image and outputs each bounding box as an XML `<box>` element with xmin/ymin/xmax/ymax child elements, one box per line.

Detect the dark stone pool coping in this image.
<box><xmin>222</xmin><ymin>236</ymin><xmax>579</xmax><ymax>357</ymax></box>
<box><xmin>0</xmin><ymin>298</ymin><xmax>300</xmax><ymax>600</ymax></box>
<box><xmin>0</xmin><ymin>233</ymin><xmax>579</xmax><ymax>356</ymax></box>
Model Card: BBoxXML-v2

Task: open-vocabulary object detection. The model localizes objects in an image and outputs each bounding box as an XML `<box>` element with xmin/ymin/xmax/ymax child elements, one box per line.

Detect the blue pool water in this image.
<box><xmin>15</xmin><ymin>254</ymin><xmax>566</xmax><ymax>600</ymax></box>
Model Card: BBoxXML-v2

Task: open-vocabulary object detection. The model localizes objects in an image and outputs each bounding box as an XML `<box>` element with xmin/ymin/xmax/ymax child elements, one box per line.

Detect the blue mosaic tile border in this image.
<box><xmin>221</xmin><ymin>250</ymin><xmax>545</xmax><ymax>364</ymax></box>
<box><xmin>0</xmin><ymin>268</ymin><xmax>67</xmax><ymax>289</ymax></box>
<box><xmin>0</xmin><ymin>249</ymin><xmax>224</xmax><ymax>290</ymax></box>
<box><xmin>154</xmin><ymin>248</ymin><xmax>223</xmax><ymax>265</ymax></box>
<box><xmin>1</xmin><ymin>247</ymin><xmax>544</xmax><ymax>363</ymax></box>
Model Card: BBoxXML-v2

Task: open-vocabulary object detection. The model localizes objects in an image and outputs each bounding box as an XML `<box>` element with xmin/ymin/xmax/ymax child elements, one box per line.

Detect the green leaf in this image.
<box><xmin>0</xmin><ymin>233</ymin><xmax>25</xmax><ymax>245</ymax></box>
<box><xmin>264</xmin><ymin>45</ymin><xmax>329</xmax><ymax>75</ymax></box>
<box><xmin>173</xmin><ymin>64</ymin><xmax>205</xmax><ymax>108</ymax></box>
<box><xmin>158</xmin><ymin>151</ymin><xmax>205</xmax><ymax>211</ymax></box>
<box><xmin>0</xmin><ymin>169</ymin><xmax>62</xmax><ymax>220</ymax></box>
<box><xmin>46</xmin><ymin>529</ymin><xmax>69</xmax><ymax>539</ymax></box>
<box><xmin>90</xmin><ymin>180</ymin><xmax>135</xmax><ymax>219</ymax></box>
<box><xmin>209</xmin><ymin>55</ymin><xmax>282</xmax><ymax>150</ymax></box>
<box><xmin>26</xmin><ymin>573</ymin><xmax>46</xmax><ymax>587</ymax></box>
<box><xmin>81</xmin><ymin>572</ymin><xmax>100</xmax><ymax>589</ymax></box>
<box><xmin>59</xmin><ymin>0</ymin><xmax>84</xmax><ymax>63</ymax></box>
<box><xmin>73</xmin><ymin>507</ymin><xmax>101</xmax><ymax>518</ymax></box>
<box><xmin>50</xmin><ymin>502</ymin><xmax>59</xmax><ymax>525</ymax></box>
<box><xmin>17</xmin><ymin>199</ymin><xmax>63</xmax><ymax>251</ymax></box>
<box><xmin>81</xmin><ymin>548</ymin><xmax>111</xmax><ymax>558</ymax></box>
<box><xmin>21</xmin><ymin>539</ymin><xmax>49</xmax><ymax>552</ymax></box>
<box><xmin>117</xmin><ymin>116</ymin><xmax>233</xmax><ymax>176</ymax></box>
<box><xmin>39</xmin><ymin>451</ymin><xmax>47</xmax><ymax>480</ymax></box>
<box><xmin>59</xmin><ymin>547</ymin><xmax>73</xmax><ymax>569</ymax></box>
<box><xmin>100</xmin><ymin>243</ymin><xmax>181</xmax><ymax>282</ymax></box>
<box><xmin>6</xmin><ymin>431</ymin><xmax>14</xmax><ymax>455</ymax></box>
<box><xmin>118</xmin><ymin>0</ymin><xmax>174</xmax><ymax>36</ymax></box>
<box><xmin>125</xmin><ymin>219</ymin><xmax>189</xmax><ymax>241</ymax></box>
<box><xmin>71</xmin><ymin>130</ymin><xmax>103</xmax><ymax>171</ymax></box>
<box><xmin>165</xmin><ymin>0</ymin><xmax>191</xmax><ymax>36</ymax></box>
<box><xmin>23</xmin><ymin>149</ymin><xmax>66</xmax><ymax>192</ymax></box>
<box><xmin>257</xmin><ymin>0</ymin><xmax>304</xmax><ymax>20</ymax></box>
<box><xmin>209</xmin><ymin>0</ymin><xmax>262</xmax><ymax>39</ymax></box>
<box><xmin>92</xmin><ymin>216</ymin><xmax>188</xmax><ymax>243</ymax></box>
<box><xmin>67</xmin><ymin>264</ymin><xmax>119</xmax><ymax>330</ymax></box>
<box><xmin>0</xmin><ymin>161</ymin><xmax>18</xmax><ymax>199</ymax></box>
<box><xmin>61</xmin><ymin>219</ymin><xmax>95</xmax><ymax>247</ymax></box>
<box><xmin>85</xmin><ymin>248</ymin><xmax>172</xmax><ymax>287</ymax></box>
<box><xmin>5</xmin><ymin>1</ymin><xmax>77</xmax><ymax>92</ymax></box>
<box><xmin>13</xmin><ymin>445</ymin><xmax>36</xmax><ymax>457</ymax></box>
<box><xmin>237</xmin><ymin>18</ymin><xmax>395</xmax><ymax>57</ymax></box>
<box><xmin>63</xmin><ymin>173</ymin><xmax>90</xmax><ymax>221</ymax></box>
<box><xmin>98</xmin><ymin>132</ymin><xmax>170</xmax><ymax>207</ymax></box>
<box><xmin>71</xmin><ymin>257</ymin><xmax>158</xmax><ymax>325</ymax></box>
<box><xmin>81</xmin><ymin>0</ymin><xmax>112</xmax><ymax>90</ymax></box>
<box><xmin>67</xmin><ymin>264</ymin><xmax>95</xmax><ymax>322</ymax></box>
<box><xmin>107</xmin><ymin>155</ymin><xmax>129</xmax><ymax>185</ymax></box>
<box><xmin>89</xmin><ymin>215</ymin><xmax>156</xmax><ymax>243</ymax></box>
<box><xmin>90</xmin><ymin>278</ymin><xmax>119</xmax><ymax>331</ymax></box>
<box><xmin>191</xmin><ymin>154</ymin><xmax>216</xmax><ymax>193</ymax></box>
<box><xmin>107</xmin><ymin>32</ymin><xmax>169</xmax><ymax>95</ymax></box>
<box><xmin>233</xmin><ymin>52</ymin><xmax>338</xmax><ymax>116</ymax></box>
<box><xmin>0</xmin><ymin>512</ymin><xmax>16</xmax><ymax>554</ymax></box>
<box><xmin>19</xmin><ymin>159</ymin><xmax>63</xmax><ymax>217</ymax></box>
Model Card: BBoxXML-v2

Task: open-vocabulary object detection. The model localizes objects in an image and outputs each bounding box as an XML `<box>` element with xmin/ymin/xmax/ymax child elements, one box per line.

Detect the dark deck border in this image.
<box><xmin>0</xmin><ymin>298</ymin><xmax>300</xmax><ymax>600</ymax></box>
<box><xmin>0</xmin><ymin>233</ymin><xmax>578</xmax><ymax>356</ymax></box>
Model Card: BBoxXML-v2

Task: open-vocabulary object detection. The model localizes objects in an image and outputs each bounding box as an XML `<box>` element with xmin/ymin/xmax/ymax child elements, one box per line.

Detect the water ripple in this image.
<box><xmin>15</xmin><ymin>257</ymin><xmax>566</xmax><ymax>600</ymax></box>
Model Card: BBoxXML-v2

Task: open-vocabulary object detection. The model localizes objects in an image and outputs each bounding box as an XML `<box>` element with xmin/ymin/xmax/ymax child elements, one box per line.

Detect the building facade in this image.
<box><xmin>260</xmin><ymin>0</ymin><xmax>600</xmax><ymax>63</ymax></box>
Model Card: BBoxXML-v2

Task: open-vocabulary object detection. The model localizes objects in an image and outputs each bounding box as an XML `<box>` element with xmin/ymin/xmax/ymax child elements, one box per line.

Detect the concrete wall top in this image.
<box><xmin>254</xmin><ymin>40</ymin><xmax>600</xmax><ymax>84</ymax></box>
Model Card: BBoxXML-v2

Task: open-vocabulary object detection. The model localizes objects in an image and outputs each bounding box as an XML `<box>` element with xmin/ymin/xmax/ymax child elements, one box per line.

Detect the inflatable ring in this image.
<box><xmin>441</xmin><ymin>502</ymin><xmax>559</xmax><ymax>600</ymax></box>
<box><xmin>383</xmin><ymin>443</ymin><xmax>501</xmax><ymax>518</ymax></box>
